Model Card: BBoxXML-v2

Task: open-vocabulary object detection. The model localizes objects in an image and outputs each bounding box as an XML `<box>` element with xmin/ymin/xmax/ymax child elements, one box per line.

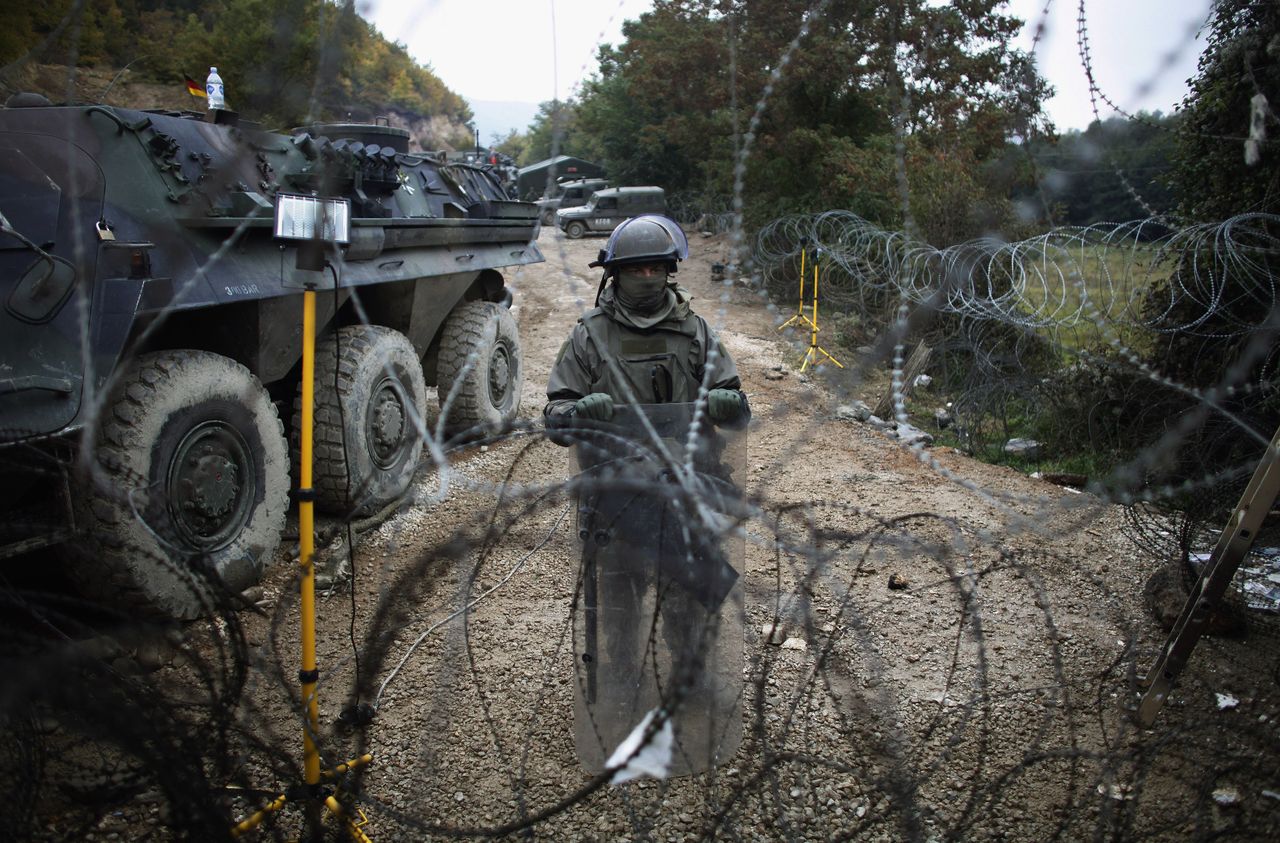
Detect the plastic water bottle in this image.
<box><xmin>206</xmin><ymin>67</ymin><xmax>225</xmax><ymax>110</ymax></box>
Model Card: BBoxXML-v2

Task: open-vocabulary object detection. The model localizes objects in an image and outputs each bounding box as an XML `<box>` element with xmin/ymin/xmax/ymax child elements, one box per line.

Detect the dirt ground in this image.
<box><xmin>70</xmin><ymin>225</ymin><xmax>1279</xmax><ymax>841</ymax></box>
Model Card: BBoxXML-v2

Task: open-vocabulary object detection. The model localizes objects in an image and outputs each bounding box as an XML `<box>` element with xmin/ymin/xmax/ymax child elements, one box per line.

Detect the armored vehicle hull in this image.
<box><xmin>0</xmin><ymin>102</ymin><xmax>542</xmax><ymax>617</ymax></box>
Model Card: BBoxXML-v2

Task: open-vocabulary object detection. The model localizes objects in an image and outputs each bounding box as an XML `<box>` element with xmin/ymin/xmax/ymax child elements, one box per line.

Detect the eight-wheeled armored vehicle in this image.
<box><xmin>0</xmin><ymin>99</ymin><xmax>542</xmax><ymax>617</ymax></box>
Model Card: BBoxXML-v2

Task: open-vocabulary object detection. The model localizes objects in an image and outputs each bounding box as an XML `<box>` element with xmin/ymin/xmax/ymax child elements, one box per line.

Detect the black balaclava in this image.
<box><xmin>613</xmin><ymin>267</ymin><xmax>670</xmax><ymax>313</ymax></box>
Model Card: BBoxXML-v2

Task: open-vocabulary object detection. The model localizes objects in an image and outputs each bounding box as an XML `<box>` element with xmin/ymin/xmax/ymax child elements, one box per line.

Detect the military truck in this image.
<box><xmin>0</xmin><ymin>97</ymin><xmax>542</xmax><ymax>617</ymax></box>
<box><xmin>556</xmin><ymin>187</ymin><xmax>667</xmax><ymax>239</ymax></box>
<box><xmin>534</xmin><ymin>177</ymin><xmax>609</xmax><ymax>225</ymax></box>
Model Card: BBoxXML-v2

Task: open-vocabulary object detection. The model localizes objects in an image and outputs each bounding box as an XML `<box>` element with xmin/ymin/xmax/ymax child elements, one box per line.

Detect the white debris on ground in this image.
<box><xmin>1189</xmin><ymin>547</ymin><xmax>1280</xmax><ymax>613</ymax></box>
<box><xmin>761</xmin><ymin>622</ymin><xmax>788</xmax><ymax>644</ymax></box>
<box><xmin>606</xmin><ymin>710</ymin><xmax>674</xmax><ymax>784</ymax></box>
<box><xmin>1213</xmin><ymin>787</ymin><xmax>1241</xmax><ymax>807</ymax></box>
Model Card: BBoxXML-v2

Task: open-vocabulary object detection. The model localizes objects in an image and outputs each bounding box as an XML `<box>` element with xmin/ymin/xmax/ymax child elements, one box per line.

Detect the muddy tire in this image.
<box><xmin>296</xmin><ymin>325</ymin><xmax>427</xmax><ymax>516</ymax></box>
<box><xmin>565</xmin><ymin>221</ymin><xmax>586</xmax><ymax>239</ymax></box>
<box><xmin>72</xmin><ymin>350</ymin><xmax>289</xmax><ymax>619</ymax></box>
<box><xmin>541</xmin><ymin>209</ymin><xmax>556</xmax><ymax>226</ymax></box>
<box><xmin>436</xmin><ymin>301</ymin><xmax>522</xmax><ymax>434</ymax></box>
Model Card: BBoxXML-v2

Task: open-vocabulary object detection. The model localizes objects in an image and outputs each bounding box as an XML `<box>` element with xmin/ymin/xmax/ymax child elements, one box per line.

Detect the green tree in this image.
<box><xmin>521</xmin><ymin>98</ymin><xmax>592</xmax><ymax>165</ymax></box>
<box><xmin>570</xmin><ymin>0</ymin><xmax>1049</xmax><ymax>244</ymax></box>
<box><xmin>1120</xmin><ymin>0</ymin><xmax>1280</xmax><ymax>510</ymax></box>
<box><xmin>1169</xmin><ymin>0</ymin><xmax>1280</xmax><ymax>220</ymax></box>
<box><xmin>491</xmin><ymin>128</ymin><xmax>530</xmax><ymax>165</ymax></box>
<box><xmin>1029</xmin><ymin>113</ymin><xmax>1180</xmax><ymax>226</ymax></box>
<box><xmin>1</xmin><ymin>0</ymin><xmax>471</xmax><ymax>132</ymax></box>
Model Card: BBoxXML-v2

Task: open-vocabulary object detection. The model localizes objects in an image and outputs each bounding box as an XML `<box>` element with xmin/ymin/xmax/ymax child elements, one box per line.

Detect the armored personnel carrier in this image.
<box><xmin>0</xmin><ymin>98</ymin><xmax>542</xmax><ymax>617</ymax></box>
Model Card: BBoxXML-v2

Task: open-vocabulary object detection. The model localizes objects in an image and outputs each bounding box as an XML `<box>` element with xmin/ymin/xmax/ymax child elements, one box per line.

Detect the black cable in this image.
<box><xmin>325</xmin><ymin>259</ymin><xmax>363</xmax><ymax>709</ymax></box>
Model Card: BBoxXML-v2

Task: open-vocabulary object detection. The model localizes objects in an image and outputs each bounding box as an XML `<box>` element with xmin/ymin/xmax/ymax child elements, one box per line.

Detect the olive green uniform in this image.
<box><xmin>543</xmin><ymin>285</ymin><xmax>749</xmax><ymax>424</ymax></box>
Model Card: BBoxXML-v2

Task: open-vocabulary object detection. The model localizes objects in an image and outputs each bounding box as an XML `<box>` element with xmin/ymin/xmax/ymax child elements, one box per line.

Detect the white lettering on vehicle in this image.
<box><xmin>224</xmin><ymin>283</ymin><xmax>261</xmax><ymax>297</ymax></box>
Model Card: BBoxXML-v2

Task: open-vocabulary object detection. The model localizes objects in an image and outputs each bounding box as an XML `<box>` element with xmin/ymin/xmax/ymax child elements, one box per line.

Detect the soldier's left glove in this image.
<box><xmin>707</xmin><ymin>389</ymin><xmax>745</xmax><ymax>423</ymax></box>
<box><xmin>573</xmin><ymin>392</ymin><xmax>615</xmax><ymax>422</ymax></box>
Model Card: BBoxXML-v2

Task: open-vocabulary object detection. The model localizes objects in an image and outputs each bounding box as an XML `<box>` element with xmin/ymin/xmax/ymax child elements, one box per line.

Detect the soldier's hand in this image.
<box><xmin>707</xmin><ymin>389</ymin><xmax>744</xmax><ymax>423</ymax></box>
<box><xmin>573</xmin><ymin>392</ymin><xmax>615</xmax><ymax>422</ymax></box>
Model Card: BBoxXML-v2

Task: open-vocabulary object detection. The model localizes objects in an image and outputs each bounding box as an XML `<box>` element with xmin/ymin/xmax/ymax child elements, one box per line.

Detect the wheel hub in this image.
<box><xmin>185</xmin><ymin>453</ymin><xmax>238</xmax><ymax>518</ymax></box>
<box><xmin>488</xmin><ymin>344</ymin><xmax>512</xmax><ymax>407</ymax></box>
<box><xmin>368</xmin><ymin>380</ymin><xmax>408</xmax><ymax>469</ymax></box>
<box><xmin>168</xmin><ymin>421</ymin><xmax>254</xmax><ymax>551</ymax></box>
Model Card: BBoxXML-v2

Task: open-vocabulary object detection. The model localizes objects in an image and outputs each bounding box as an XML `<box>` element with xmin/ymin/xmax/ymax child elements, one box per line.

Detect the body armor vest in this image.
<box><xmin>579</xmin><ymin>309</ymin><xmax>706</xmax><ymax>404</ymax></box>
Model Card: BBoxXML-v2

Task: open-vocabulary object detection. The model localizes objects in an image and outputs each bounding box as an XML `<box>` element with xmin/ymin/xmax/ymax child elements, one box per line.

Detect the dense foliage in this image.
<box><xmin>1169</xmin><ymin>0</ymin><xmax>1279</xmax><ymax>220</ymax></box>
<box><xmin>512</xmin><ymin>99</ymin><xmax>593</xmax><ymax>166</ymax></box>
<box><xmin>1027</xmin><ymin>113</ymin><xmax>1179</xmax><ymax>226</ymax></box>
<box><xmin>1125</xmin><ymin>0</ymin><xmax>1280</xmax><ymax>504</ymax></box>
<box><xmin>519</xmin><ymin>0</ymin><xmax>1050</xmax><ymax>245</ymax></box>
<box><xmin>1145</xmin><ymin>0</ymin><xmax>1279</xmax><ymax>385</ymax></box>
<box><xmin>0</xmin><ymin>0</ymin><xmax>471</xmax><ymax>130</ymax></box>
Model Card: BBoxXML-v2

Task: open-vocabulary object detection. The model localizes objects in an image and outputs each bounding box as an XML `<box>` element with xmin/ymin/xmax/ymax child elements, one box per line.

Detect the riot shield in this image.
<box><xmin>572</xmin><ymin>402</ymin><xmax>746</xmax><ymax>777</ymax></box>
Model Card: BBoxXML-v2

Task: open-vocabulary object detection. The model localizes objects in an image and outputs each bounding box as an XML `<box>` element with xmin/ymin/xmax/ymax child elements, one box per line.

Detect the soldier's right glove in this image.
<box><xmin>707</xmin><ymin>388</ymin><xmax>745</xmax><ymax>423</ymax></box>
<box><xmin>573</xmin><ymin>392</ymin><xmax>615</xmax><ymax>422</ymax></box>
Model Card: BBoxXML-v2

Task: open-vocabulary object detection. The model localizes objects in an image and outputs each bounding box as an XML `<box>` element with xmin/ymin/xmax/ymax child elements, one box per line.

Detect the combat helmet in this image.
<box><xmin>589</xmin><ymin>214</ymin><xmax>689</xmax><ymax>274</ymax></box>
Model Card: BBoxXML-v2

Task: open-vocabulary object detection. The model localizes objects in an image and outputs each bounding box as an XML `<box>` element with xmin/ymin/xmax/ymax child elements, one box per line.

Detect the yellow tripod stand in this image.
<box><xmin>778</xmin><ymin>246</ymin><xmax>817</xmax><ymax>332</ymax></box>
<box><xmin>232</xmin><ymin>278</ymin><xmax>374</xmax><ymax>841</ymax></box>
<box><xmin>796</xmin><ymin>254</ymin><xmax>843</xmax><ymax>372</ymax></box>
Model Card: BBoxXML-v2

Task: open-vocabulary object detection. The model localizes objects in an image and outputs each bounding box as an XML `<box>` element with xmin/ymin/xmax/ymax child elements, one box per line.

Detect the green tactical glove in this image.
<box><xmin>707</xmin><ymin>389</ymin><xmax>744</xmax><ymax>423</ymax></box>
<box><xmin>573</xmin><ymin>392</ymin><xmax>615</xmax><ymax>422</ymax></box>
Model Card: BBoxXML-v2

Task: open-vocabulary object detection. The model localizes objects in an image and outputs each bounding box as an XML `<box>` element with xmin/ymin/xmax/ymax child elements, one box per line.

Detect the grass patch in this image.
<box><xmin>1010</xmin><ymin>235</ymin><xmax>1171</xmax><ymax>356</ymax></box>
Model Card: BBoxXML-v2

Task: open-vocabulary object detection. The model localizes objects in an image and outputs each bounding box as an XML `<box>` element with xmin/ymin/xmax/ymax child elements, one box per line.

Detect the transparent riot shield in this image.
<box><xmin>571</xmin><ymin>402</ymin><xmax>746</xmax><ymax>777</ymax></box>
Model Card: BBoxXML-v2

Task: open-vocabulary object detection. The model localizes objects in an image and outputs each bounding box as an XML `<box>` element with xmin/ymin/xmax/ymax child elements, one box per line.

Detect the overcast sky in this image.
<box><xmin>362</xmin><ymin>0</ymin><xmax>1215</xmax><ymax>133</ymax></box>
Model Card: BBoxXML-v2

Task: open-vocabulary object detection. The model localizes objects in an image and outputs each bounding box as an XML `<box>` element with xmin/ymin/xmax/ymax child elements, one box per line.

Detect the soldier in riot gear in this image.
<box><xmin>544</xmin><ymin>214</ymin><xmax>749</xmax><ymax>425</ymax></box>
<box><xmin>545</xmin><ymin>215</ymin><xmax>748</xmax><ymax>776</ymax></box>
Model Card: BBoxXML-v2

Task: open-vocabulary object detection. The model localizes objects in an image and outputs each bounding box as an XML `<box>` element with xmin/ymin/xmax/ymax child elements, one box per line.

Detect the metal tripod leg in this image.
<box><xmin>230</xmin><ymin>755</ymin><xmax>374</xmax><ymax>839</ymax></box>
<box><xmin>1137</xmin><ymin>422</ymin><xmax>1280</xmax><ymax>726</ymax></box>
<box><xmin>799</xmin><ymin>344</ymin><xmax>844</xmax><ymax>372</ymax></box>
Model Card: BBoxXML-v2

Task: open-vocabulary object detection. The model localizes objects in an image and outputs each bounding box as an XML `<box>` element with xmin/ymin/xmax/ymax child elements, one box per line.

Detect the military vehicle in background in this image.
<box><xmin>535</xmin><ymin>177</ymin><xmax>610</xmax><ymax>225</ymax></box>
<box><xmin>515</xmin><ymin>155</ymin><xmax>605</xmax><ymax>201</ymax></box>
<box><xmin>556</xmin><ymin>186</ymin><xmax>667</xmax><ymax>239</ymax></box>
<box><xmin>0</xmin><ymin>95</ymin><xmax>542</xmax><ymax>617</ymax></box>
<box><xmin>454</xmin><ymin>147</ymin><xmax>519</xmax><ymax>198</ymax></box>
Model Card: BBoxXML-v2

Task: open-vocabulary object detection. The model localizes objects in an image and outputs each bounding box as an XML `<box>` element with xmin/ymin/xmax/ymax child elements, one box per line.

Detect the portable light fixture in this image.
<box><xmin>273</xmin><ymin>193</ymin><xmax>351</xmax><ymax>272</ymax></box>
<box><xmin>238</xmin><ymin>190</ymin><xmax>375</xmax><ymax>840</ymax></box>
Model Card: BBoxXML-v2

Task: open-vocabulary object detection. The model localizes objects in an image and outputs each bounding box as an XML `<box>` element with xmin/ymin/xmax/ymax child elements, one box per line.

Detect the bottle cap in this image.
<box><xmin>210</xmin><ymin>67</ymin><xmax>218</xmax><ymax>73</ymax></box>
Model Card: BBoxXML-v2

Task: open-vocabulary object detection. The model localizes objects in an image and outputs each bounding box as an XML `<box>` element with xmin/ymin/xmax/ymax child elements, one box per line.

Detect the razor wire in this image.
<box><xmin>3</xmin><ymin>1</ymin><xmax>1280</xmax><ymax>841</ymax></box>
<box><xmin>754</xmin><ymin>208</ymin><xmax>1280</xmax><ymax>493</ymax></box>
<box><xmin>754</xmin><ymin>211</ymin><xmax>1280</xmax><ymax>341</ymax></box>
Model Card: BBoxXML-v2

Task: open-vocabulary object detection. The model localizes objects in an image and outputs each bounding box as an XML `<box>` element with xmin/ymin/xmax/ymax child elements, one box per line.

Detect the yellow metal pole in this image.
<box><xmin>300</xmin><ymin>287</ymin><xmax>321</xmax><ymax>788</ymax></box>
<box><xmin>779</xmin><ymin>247</ymin><xmax>814</xmax><ymax>331</ymax></box>
<box><xmin>322</xmin><ymin>754</ymin><xmax>374</xmax><ymax>780</ymax></box>
<box><xmin>232</xmin><ymin>250</ymin><xmax>375</xmax><ymax>840</ymax></box>
<box><xmin>809</xmin><ymin>262</ymin><xmax>820</xmax><ymax>350</ymax></box>
<box><xmin>325</xmin><ymin>796</ymin><xmax>375</xmax><ymax>843</ymax></box>
<box><xmin>798</xmin><ymin>248</ymin><xmax>806</xmax><ymax>318</ymax></box>
<box><xmin>230</xmin><ymin>796</ymin><xmax>288</xmax><ymax>838</ymax></box>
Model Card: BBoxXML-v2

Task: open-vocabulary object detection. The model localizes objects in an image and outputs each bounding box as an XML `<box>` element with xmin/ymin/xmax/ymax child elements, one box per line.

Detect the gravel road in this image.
<box><xmin>90</xmin><ymin>225</ymin><xmax>1277</xmax><ymax>842</ymax></box>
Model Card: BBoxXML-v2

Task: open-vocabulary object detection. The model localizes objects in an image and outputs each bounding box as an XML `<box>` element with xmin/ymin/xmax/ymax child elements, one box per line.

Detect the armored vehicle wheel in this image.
<box><xmin>436</xmin><ymin>301</ymin><xmax>523</xmax><ymax>434</ymax></box>
<box><xmin>565</xmin><ymin>221</ymin><xmax>587</xmax><ymax>239</ymax></box>
<box><xmin>297</xmin><ymin>325</ymin><xmax>427</xmax><ymax>515</ymax></box>
<box><xmin>72</xmin><ymin>351</ymin><xmax>289</xmax><ymax>619</ymax></box>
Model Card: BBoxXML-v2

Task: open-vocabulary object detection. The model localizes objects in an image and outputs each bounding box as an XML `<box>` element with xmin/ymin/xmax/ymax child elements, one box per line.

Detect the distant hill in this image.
<box><xmin>0</xmin><ymin>1</ymin><xmax>476</xmax><ymax>152</ymax></box>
